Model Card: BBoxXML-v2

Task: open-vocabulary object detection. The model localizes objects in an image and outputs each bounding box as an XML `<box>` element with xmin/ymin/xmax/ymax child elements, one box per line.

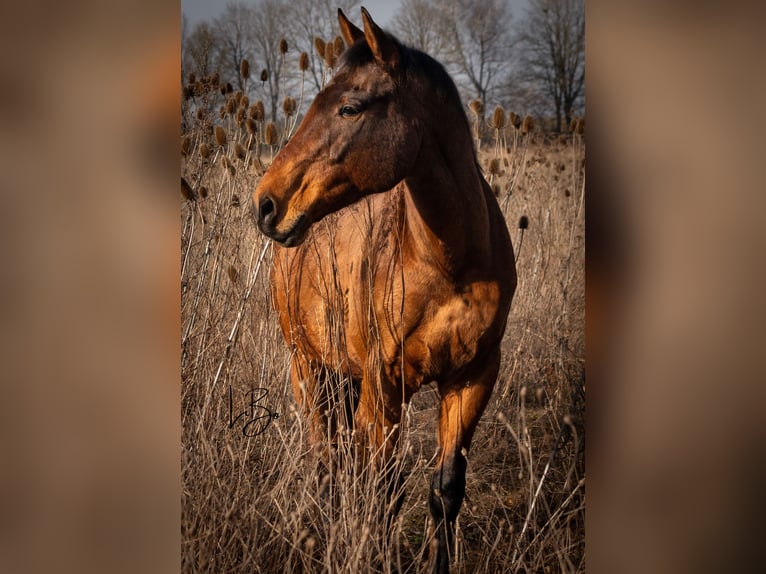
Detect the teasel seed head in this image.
<box><xmin>334</xmin><ymin>36</ymin><xmax>344</xmax><ymax>57</ymax></box>
<box><xmin>240</xmin><ymin>95</ymin><xmax>249</xmax><ymax>110</ymax></box>
<box><xmin>218</xmin><ymin>105</ymin><xmax>226</xmax><ymax>120</ymax></box>
<box><xmin>510</xmin><ymin>112</ymin><xmax>521</xmax><ymax>129</ymax></box>
<box><xmin>299</xmin><ymin>52</ymin><xmax>309</xmax><ymax>71</ymax></box>
<box><xmin>181</xmin><ymin>177</ymin><xmax>196</xmax><ymax>201</ymax></box>
<box><xmin>227</xmin><ymin>265</ymin><xmax>239</xmax><ymax>284</ymax></box>
<box><xmin>253</xmin><ymin>100</ymin><xmax>264</xmax><ymax>121</ymax></box>
<box><xmin>199</xmin><ymin>142</ymin><xmax>210</xmax><ymax>159</ymax></box>
<box><xmin>314</xmin><ymin>37</ymin><xmax>326</xmax><ymax>59</ymax></box>
<box><xmin>488</xmin><ymin>158</ymin><xmax>500</xmax><ymax>175</ymax></box>
<box><xmin>282</xmin><ymin>96</ymin><xmax>296</xmax><ymax>117</ymax></box>
<box><xmin>225</xmin><ymin>96</ymin><xmax>236</xmax><ymax>115</ymax></box>
<box><xmin>521</xmin><ymin>115</ymin><xmax>533</xmax><ymax>134</ymax></box>
<box><xmin>518</xmin><ymin>215</ymin><xmax>529</xmax><ymax>230</ymax></box>
<box><xmin>324</xmin><ymin>44</ymin><xmax>336</xmax><ymax>69</ymax></box>
<box><xmin>214</xmin><ymin>125</ymin><xmax>227</xmax><ymax>147</ymax></box>
<box><xmin>221</xmin><ymin>155</ymin><xmax>235</xmax><ymax>176</ymax></box>
<box><xmin>469</xmin><ymin>99</ymin><xmax>483</xmax><ymax>116</ymax></box>
<box><xmin>235</xmin><ymin>106</ymin><xmax>246</xmax><ymax>125</ymax></box>
<box><xmin>246</xmin><ymin>117</ymin><xmax>258</xmax><ymax>135</ymax></box>
<box><xmin>235</xmin><ymin>142</ymin><xmax>246</xmax><ymax>161</ymax></box>
<box><xmin>492</xmin><ymin>106</ymin><xmax>506</xmax><ymax>129</ymax></box>
<box><xmin>199</xmin><ymin>185</ymin><xmax>208</xmax><ymax>199</ymax></box>
<box><xmin>260</xmin><ymin>69</ymin><xmax>268</xmax><ymax>82</ymax></box>
<box><xmin>240</xmin><ymin>58</ymin><xmax>250</xmax><ymax>80</ymax></box>
<box><xmin>264</xmin><ymin>122</ymin><xmax>277</xmax><ymax>145</ymax></box>
<box><xmin>279</xmin><ymin>38</ymin><xmax>288</xmax><ymax>55</ymax></box>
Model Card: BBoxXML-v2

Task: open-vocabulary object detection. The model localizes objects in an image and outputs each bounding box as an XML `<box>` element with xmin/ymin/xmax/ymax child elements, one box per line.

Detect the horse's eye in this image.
<box><xmin>339</xmin><ymin>105</ymin><xmax>360</xmax><ymax>118</ymax></box>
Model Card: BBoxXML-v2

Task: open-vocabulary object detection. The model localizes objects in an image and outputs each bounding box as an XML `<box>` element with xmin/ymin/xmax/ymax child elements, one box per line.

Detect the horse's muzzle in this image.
<box><xmin>253</xmin><ymin>194</ymin><xmax>308</xmax><ymax>247</ymax></box>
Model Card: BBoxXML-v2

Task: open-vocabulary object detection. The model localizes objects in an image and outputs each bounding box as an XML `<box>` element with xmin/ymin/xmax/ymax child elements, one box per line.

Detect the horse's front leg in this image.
<box><xmin>353</xmin><ymin>367</ymin><xmax>412</xmax><ymax>519</ymax></box>
<box><xmin>428</xmin><ymin>349</ymin><xmax>500</xmax><ymax>574</ymax></box>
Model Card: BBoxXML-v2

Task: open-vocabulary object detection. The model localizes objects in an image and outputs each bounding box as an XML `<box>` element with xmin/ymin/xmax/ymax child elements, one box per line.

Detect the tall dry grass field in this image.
<box><xmin>182</xmin><ymin>78</ymin><xmax>584</xmax><ymax>573</ymax></box>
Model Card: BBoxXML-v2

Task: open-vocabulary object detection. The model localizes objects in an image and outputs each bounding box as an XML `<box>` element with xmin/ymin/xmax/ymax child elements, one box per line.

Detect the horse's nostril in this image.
<box><xmin>259</xmin><ymin>195</ymin><xmax>276</xmax><ymax>225</ymax></box>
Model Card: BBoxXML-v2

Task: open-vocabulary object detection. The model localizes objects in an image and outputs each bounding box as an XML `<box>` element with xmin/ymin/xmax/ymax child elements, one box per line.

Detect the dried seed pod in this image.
<box><xmin>279</xmin><ymin>38</ymin><xmax>288</xmax><ymax>55</ymax></box>
<box><xmin>491</xmin><ymin>106</ymin><xmax>506</xmax><ymax>129</ymax></box>
<box><xmin>199</xmin><ymin>142</ymin><xmax>210</xmax><ymax>159</ymax></box>
<box><xmin>240</xmin><ymin>58</ymin><xmax>250</xmax><ymax>80</ymax></box>
<box><xmin>518</xmin><ymin>215</ymin><xmax>529</xmax><ymax>229</ymax></box>
<box><xmin>235</xmin><ymin>142</ymin><xmax>246</xmax><ymax>160</ymax></box>
<box><xmin>246</xmin><ymin>117</ymin><xmax>258</xmax><ymax>135</ymax></box>
<box><xmin>253</xmin><ymin>100</ymin><xmax>264</xmax><ymax>121</ymax></box>
<box><xmin>521</xmin><ymin>115</ymin><xmax>533</xmax><ymax>134</ymax></box>
<box><xmin>260</xmin><ymin>69</ymin><xmax>268</xmax><ymax>82</ymax></box>
<box><xmin>299</xmin><ymin>52</ymin><xmax>309</xmax><ymax>72</ymax></box>
<box><xmin>264</xmin><ymin>122</ymin><xmax>277</xmax><ymax>145</ymax></box>
<box><xmin>469</xmin><ymin>99</ymin><xmax>483</xmax><ymax>116</ymax></box>
<box><xmin>214</xmin><ymin>125</ymin><xmax>227</xmax><ymax>147</ymax></box>
<box><xmin>181</xmin><ymin>177</ymin><xmax>196</xmax><ymax>201</ymax></box>
<box><xmin>314</xmin><ymin>37</ymin><xmax>326</xmax><ymax>59</ymax></box>
<box><xmin>334</xmin><ymin>36</ymin><xmax>344</xmax><ymax>57</ymax></box>
<box><xmin>282</xmin><ymin>96</ymin><xmax>296</xmax><ymax>117</ymax></box>
<box><xmin>323</xmin><ymin>44</ymin><xmax>336</xmax><ymax>69</ymax></box>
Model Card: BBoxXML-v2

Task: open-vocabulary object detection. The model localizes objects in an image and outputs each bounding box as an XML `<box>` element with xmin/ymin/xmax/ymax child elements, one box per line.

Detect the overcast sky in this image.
<box><xmin>182</xmin><ymin>0</ymin><xmax>530</xmax><ymax>31</ymax></box>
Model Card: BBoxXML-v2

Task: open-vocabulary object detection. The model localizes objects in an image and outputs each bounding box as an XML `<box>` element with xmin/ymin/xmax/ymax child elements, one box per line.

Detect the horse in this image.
<box><xmin>252</xmin><ymin>8</ymin><xmax>516</xmax><ymax>573</ymax></box>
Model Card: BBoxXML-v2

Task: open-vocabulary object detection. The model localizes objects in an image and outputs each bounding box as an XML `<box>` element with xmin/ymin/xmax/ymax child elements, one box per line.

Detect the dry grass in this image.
<box><xmin>181</xmin><ymin>93</ymin><xmax>584</xmax><ymax>572</ymax></box>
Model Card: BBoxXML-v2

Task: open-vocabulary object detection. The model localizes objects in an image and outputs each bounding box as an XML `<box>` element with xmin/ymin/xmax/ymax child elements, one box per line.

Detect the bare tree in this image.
<box><xmin>184</xmin><ymin>21</ymin><xmax>220</xmax><ymax>79</ymax></box>
<box><xmin>391</xmin><ymin>0</ymin><xmax>449</xmax><ymax>58</ymax></box>
<box><xmin>519</xmin><ymin>0</ymin><xmax>584</xmax><ymax>131</ymax></box>
<box><xmin>440</xmin><ymin>0</ymin><xmax>516</xmax><ymax>110</ymax></box>
<box><xmin>284</xmin><ymin>0</ymin><xmax>361</xmax><ymax>94</ymax></box>
<box><xmin>214</xmin><ymin>3</ymin><xmax>257</xmax><ymax>93</ymax></box>
<box><xmin>248</xmin><ymin>0</ymin><xmax>292</xmax><ymax>123</ymax></box>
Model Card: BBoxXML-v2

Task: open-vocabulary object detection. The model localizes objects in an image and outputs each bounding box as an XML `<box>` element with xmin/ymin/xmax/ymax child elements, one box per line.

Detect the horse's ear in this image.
<box><xmin>338</xmin><ymin>8</ymin><xmax>364</xmax><ymax>47</ymax></box>
<box><xmin>360</xmin><ymin>7</ymin><xmax>401</xmax><ymax>71</ymax></box>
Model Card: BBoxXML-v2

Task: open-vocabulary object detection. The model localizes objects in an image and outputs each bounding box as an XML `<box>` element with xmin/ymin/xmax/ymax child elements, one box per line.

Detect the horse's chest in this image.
<box><xmin>348</xmin><ymin>265</ymin><xmax>500</xmax><ymax>386</ymax></box>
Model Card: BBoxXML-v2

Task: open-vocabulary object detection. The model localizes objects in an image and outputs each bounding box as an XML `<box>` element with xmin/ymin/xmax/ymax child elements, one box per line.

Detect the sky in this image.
<box><xmin>182</xmin><ymin>0</ymin><xmax>402</xmax><ymax>29</ymax></box>
<box><xmin>182</xmin><ymin>0</ymin><xmax>530</xmax><ymax>31</ymax></box>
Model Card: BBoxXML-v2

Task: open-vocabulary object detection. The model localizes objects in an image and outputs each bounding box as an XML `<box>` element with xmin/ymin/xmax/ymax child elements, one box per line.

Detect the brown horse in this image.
<box><xmin>252</xmin><ymin>8</ymin><xmax>516</xmax><ymax>573</ymax></box>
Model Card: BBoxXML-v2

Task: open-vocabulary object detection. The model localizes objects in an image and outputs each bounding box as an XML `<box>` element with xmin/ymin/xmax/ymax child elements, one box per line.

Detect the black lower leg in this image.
<box><xmin>428</xmin><ymin>452</ymin><xmax>467</xmax><ymax>573</ymax></box>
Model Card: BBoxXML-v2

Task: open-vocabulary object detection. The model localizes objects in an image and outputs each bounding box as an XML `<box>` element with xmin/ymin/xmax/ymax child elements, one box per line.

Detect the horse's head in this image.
<box><xmin>252</xmin><ymin>8</ymin><xmax>420</xmax><ymax>246</ymax></box>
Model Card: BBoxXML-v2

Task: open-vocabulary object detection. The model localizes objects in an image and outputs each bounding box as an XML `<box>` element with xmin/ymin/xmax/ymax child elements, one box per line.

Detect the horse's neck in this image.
<box><xmin>401</xmin><ymin>132</ymin><xmax>492</xmax><ymax>277</ymax></box>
